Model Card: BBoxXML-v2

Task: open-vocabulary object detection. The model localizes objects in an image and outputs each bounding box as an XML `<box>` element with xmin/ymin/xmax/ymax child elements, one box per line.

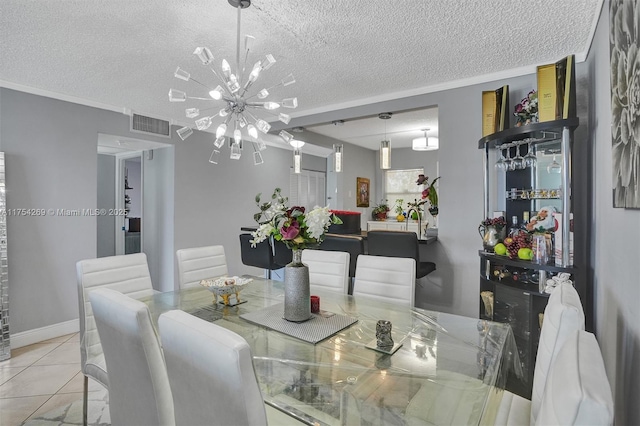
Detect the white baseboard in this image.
<box><xmin>10</xmin><ymin>319</ymin><xmax>79</xmax><ymax>349</ymax></box>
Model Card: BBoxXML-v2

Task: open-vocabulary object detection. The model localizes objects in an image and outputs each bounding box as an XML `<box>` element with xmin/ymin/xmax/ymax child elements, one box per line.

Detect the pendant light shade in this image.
<box><xmin>293</xmin><ymin>148</ymin><xmax>302</xmax><ymax>174</ymax></box>
<box><xmin>333</xmin><ymin>144</ymin><xmax>343</xmax><ymax>173</ymax></box>
<box><xmin>380</xmin><ymin>140</ymin><xmax>391</xmax><ymax>170</ymax></box>
<box><xmin>379</xmin><ymin>112</ymin><xmax>392</xmax><ymax>169</ymax></box>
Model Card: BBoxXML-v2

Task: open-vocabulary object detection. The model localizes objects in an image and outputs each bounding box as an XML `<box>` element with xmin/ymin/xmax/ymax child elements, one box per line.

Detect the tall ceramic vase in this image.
<box><xmin>283</xmin><ymin>249</ymin><xmax>311</xmax><ymax>322</ymax></box>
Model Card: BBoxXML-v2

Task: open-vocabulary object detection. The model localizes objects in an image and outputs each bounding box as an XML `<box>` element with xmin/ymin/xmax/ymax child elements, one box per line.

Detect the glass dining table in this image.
<box><xmin>139</xmin><ymin>276</ymin><xmax>520</xmax><ymax>426</ymax></box>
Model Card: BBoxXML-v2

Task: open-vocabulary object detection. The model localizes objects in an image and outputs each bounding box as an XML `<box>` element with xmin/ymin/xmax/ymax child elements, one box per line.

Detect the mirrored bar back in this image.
<box><xmin>0</xmin><ymin>153</ymin><xmax>9</xmax><ymax>361</ymax></box>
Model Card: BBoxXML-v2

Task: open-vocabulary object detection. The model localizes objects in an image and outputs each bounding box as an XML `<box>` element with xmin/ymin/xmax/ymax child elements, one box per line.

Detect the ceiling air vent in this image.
<box><xmin>130</xmin><ymin>113</ymin><xmax>171</xmax><ymax>138</ymax></box>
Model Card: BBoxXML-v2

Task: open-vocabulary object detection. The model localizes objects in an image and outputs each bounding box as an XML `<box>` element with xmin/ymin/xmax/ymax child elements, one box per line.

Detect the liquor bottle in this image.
<box><xmin>508</xmin><ymin>215</ymin><xmax>519</xmax><ymax>237</ymax></box>
<box><xmin>522</xmin><ymin>211</ymin><xmax>530</xmax><ymax>228</ymax></box>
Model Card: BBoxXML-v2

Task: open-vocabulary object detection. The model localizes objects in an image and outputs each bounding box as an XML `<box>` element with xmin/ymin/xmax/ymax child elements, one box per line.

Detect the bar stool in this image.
<box><xmin>366</xmin><ymin>230</ymin><xmax>436</xmax><ymax>278</ymax></box>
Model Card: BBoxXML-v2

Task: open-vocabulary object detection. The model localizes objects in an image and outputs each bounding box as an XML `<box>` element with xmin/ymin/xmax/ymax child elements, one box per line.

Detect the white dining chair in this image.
<box><xmin>537</xmin><ymin>330</ymin><xmax>614</xmax><ymax>425</ymax></box>
<box><xmin>76</xmin><ymin>253</ymin><xmax>157</xmax><ymax>425</ymax></box>
<box><xmin>494</xmin><ymin>281</ymin><xmax>585</xmax><ymax>425</ymax></box>
<box><xmin>89</xmin><ymin>288</ymin><xmax>174</xmax><ymax>426</ymax></box>
<box><xmin>302</xmin><ymin>249</ymin><xmax>349</xmax><ymax>294</ymax></box>
<box><xmin>158</xmin><ymin>309</ymin><xmax>268</xmax><ymax>426</ymax></box>
<box><xmin>176</xmin><ymin>245</ymin><xmax>228</xmax><ymax>288</ymax></box>
<box><xmin>353</xmin><ymin>254</ymin><xmax>416</xmax><ymax>306</ymax></box>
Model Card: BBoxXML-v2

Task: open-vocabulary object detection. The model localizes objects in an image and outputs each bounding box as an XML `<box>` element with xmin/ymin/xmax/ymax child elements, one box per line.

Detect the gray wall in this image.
<box><xmin>97</xmin><ymin>154</ymin><xmax>115</xmax><ymax>257</ymax></box>
<box><xmin>171</xmin><ymin>128</ymin><xmax>327</xmax><ymax>284</ymax></box>
<box><xmin>0</xmin><ymin>87</ymin><xmax>324</xmax><ymax>333</ymax></box>
<box><xmin>588</xmin><ymin>2</ymin><xmax>639</xmax><ymax>423</ymax></box>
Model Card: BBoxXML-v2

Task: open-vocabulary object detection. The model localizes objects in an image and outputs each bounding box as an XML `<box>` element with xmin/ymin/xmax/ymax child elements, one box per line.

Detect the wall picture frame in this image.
<box><xmin>356</xmin><ymin>177</ymin><xmax>370</xmax><ymax>207</ymax></box>
<box><xmin>610</xmin><ymin>0</ymin><xmax>639</xmax><ymax>209</ymax></box>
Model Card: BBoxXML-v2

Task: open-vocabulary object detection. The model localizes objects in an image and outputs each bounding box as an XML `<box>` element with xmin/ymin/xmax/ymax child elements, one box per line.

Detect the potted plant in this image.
<box><xmin>394</xmin><ymin>199</ymin><xmax>406</xmax><ymax>221</ymax></box>
<box><xmin>372</xmin><ymin>199</ymin><xmax>390</xmax><ymax>221</ymax></box>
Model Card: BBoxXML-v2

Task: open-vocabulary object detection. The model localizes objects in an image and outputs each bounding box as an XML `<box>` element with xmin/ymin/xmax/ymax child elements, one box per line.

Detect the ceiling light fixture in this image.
<box><xmin>412</xmin><ymin>129</ymin><xmax>438</xmax><ymax>151</ymax></box>
<box><xmin>333</xmin><ymin>144</ymin><xmax>343</xmax><ymax>173</ymax></box>
<box><xmin>379</xmin><ymin>112</ymin><xmax>392</xmax><ymax>169</ymax></box>
<box><xmin>289</xmin><ymin>139</ymin><xmax>305</xmax><ymax>149</ymax></box>
<box><xmin>169</xmin><ymin>0</ymin><xmax>297</xmax><ymax>164</ymax></box>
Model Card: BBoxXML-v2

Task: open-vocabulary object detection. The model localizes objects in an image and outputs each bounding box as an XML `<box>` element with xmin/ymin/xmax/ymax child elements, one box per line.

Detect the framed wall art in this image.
<box><xmin>610</xmin><ymin>0</ymin><xmax>639</xmax><ymax>208</ymax></box>
<box><xmin>356</xmin><ymin>177</ymin><xmax>370</xmax><ymax>207</ymax></box>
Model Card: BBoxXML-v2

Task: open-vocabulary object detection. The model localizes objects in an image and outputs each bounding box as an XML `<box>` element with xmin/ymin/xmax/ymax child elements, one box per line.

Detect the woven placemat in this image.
<box><xmin>240</xmin><ymin>303</ymin><xmax>357</xmax><ymax>344</ymax></box>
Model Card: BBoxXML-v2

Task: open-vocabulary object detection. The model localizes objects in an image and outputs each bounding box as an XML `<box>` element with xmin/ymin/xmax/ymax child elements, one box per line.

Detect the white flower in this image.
<box><xmin>250</xmin><ymin>223</ymin><xmax>275</xmax><ymax>247</ymax></box>
<box><xmin>305</xmin><ymin>205</ymin><xmax>332</xmax><ymax>240</ymax></box>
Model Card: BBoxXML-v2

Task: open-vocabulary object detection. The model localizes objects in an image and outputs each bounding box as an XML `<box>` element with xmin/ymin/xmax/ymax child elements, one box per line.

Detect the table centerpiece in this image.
<box><xmin>251</xmin><ymin>188</ymin><xmax>342</xmax><ymax>322</ymax></box>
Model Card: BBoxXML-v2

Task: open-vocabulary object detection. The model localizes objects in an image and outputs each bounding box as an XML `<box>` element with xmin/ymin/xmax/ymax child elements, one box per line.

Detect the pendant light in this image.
<box><xmin>379</xmin><ymin>112</ymin><xmax>392</xmax><ymax>169</ymax></box>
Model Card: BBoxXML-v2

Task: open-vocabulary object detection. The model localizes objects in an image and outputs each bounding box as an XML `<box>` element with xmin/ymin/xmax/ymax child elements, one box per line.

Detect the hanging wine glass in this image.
<box><xmin>503</xmin><ymin>144</ymin><xmax>514</xmax><ymax>171</ymax></box>
<box><xmin>512</xmin><ymin>142</ymin><xmax>525</xmax><ymax>170</ymax></box>
<box><xmin>524</xmin><ymin>139</ymin><xmax>537</xmax><ymax>168</ymax></box>
<box><xmin>547</xmin><ymin>151</ymin><xmax>562</xmax><ymax>174</ymax></box>
<box><xmin>495</xmin><ymin>145</ymin><xmax>507</xmax><ymax>170</ymax></box>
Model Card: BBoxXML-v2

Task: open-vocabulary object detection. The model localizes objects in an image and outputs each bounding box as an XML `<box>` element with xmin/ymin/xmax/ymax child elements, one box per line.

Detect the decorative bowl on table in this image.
<box><xmin>199</xmin><ymin>276</ymin><xmax>253</xmax><ymax>306</ymax></box>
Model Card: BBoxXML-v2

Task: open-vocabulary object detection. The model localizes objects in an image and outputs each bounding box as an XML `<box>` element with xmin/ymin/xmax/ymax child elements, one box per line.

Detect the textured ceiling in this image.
<box><xmin>0</xmin><ymin>0</ymin><xmax>602</xmax><ymax>150</ymax></box>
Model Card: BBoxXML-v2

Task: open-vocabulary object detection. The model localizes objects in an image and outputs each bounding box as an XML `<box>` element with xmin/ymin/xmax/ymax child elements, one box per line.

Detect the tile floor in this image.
<box><xmin>0</xmin><ymin>333</ymin><xmax>106</xmax><ymax>426</ymax></box>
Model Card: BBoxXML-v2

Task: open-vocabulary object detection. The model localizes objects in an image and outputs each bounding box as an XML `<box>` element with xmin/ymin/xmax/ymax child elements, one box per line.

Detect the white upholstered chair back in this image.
<box><xmin>537</xmin><ymin>330</ymin><xmax>614</xmax><ymax>425</ymax></box>
<box><xmin>176</xmin><ymin>245</ymin><xmax>228</xmax><ymax>288</ymax></box>
<box><xmin>89</xmin><ymin>288</ymin><xmax>175</xmax><ymax>426</ymax></box>
<box><xmin>353</xmin><ymin>254</ymin><xmax>416</xmax><ymax>306</ymax></box>
<box><xmin>530</xmin><ymin>281</ymin><xmax>585</xmax><ymax>424</ymax></box>
<box><xmin>75</xmin><ymin>252</ymin><xmax>156</xmax><ymax>423</ymax></box>
<box><xmin>302</xmin><ymin>249</ymin><xmax>349</xmax><ymax>294</ymax></box>
<box><xmin>159</xmin><ymin>310</ymin><xmax>268</xmax><ymax>426</ymax></box>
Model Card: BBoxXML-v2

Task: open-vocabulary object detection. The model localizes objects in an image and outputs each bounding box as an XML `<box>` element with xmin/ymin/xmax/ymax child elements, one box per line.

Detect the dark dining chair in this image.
<box><xmin>239</xmin><ymin>234</ymin><xmax>292</xmax><ymax>278</ymax></box>
<box><xmin>366</xmin><ymin>230</ymin><xmax>436</xmax><ymax>278</ymax></box>
<box><xmin>317</xmin><ymin>235</ymin><xmax>364</xmax><ymax>294</ymax></box>
<box><xmin>239</xmin><ymin>234</ymin><xmax>274</xmax><ymax>278</ymax></box>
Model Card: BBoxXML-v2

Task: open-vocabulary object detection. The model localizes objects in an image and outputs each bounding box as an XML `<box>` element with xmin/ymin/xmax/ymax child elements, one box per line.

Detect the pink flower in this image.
<box><xmin>422</xmin><ymin>188</ymin><xmax>430</xmax><ymax>199</ymax></box>
<box><xmin>280</xmin><ymin>220</ymin><xmax>300</xmax><ymax>240</ymax></box>
<box><xmin>515</xmin><ymin>103</ymin><xmax>523</xmax><ymax>113</ymax></box>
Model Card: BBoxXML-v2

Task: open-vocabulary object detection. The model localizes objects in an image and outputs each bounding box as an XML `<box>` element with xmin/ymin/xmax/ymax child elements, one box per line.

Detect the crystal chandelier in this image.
<box><xmin>169</xmin><ymin>0</ymin><xmax>297</xmax><ymax>165</ymax></box>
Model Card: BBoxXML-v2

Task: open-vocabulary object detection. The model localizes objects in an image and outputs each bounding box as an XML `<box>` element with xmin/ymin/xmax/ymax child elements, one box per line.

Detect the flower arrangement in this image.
<box><xmin>413</xmin><ymin>174</ymin><xmax>440</xmax><ymax>216</ymax></box>
<box><xmin>251</xmin><ymin>188</ymin><xmax>342</xmax><ymax>250</ymax></box>
<box><xmin>513</xmin><ymin>90</ymin><xmax>538</xmax><ymax>126</ymax></box>
<box><xmin>372</xmin><ymin>199</ymin><xmax>390</xmax><ymax>220</ymax></box>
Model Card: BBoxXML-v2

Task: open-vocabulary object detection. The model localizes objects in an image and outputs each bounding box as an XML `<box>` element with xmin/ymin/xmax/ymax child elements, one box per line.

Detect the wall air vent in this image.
<box><xmin>130</xmin><ymin>113</ymin><xmax>171</xmax><ymax>138</ymax></box>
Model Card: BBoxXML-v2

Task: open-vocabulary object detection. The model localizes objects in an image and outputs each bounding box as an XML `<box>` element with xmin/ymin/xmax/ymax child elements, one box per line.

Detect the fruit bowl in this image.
<box><xmin>199</xmin><ymin>276</ymin><xmax>253</xmax><ymax>306</ymax></box>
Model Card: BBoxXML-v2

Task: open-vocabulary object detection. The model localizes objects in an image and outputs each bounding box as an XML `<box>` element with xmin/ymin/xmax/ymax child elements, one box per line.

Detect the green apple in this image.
<box><xmin>518</xmin><ymin>247</ymin><xmax>533</xmax><ymax>260</ymax></box>
<box><xmin>494</xmin><ymin>243</ymin><xmax>507</xmax><ymax>255</ymax></box>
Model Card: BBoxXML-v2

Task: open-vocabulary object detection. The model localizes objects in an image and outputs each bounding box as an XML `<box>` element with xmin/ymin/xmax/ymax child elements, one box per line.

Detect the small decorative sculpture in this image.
<box><xmin>376</xmin><ymin>320</ymin><xmax>394</xmax><ymax>348</ymax></box>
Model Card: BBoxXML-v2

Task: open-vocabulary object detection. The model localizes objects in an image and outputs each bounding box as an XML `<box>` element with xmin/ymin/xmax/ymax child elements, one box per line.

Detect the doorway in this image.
<box><xmin>97</xmin><ymin>134</ymin><xmax>172</xmax><ymax>257</ymax></box>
